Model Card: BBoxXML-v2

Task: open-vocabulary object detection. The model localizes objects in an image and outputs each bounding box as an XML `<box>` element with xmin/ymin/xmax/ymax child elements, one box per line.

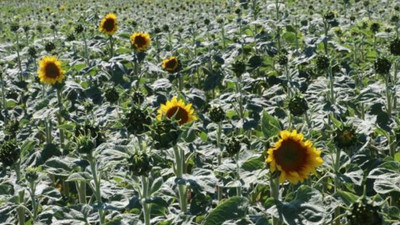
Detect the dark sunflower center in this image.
<box><xmin>134</xmin><ymin>35</ymin><xmax>147</xmax><ymax>47</ymax></box>
<box><xmin>44</xmin><ymin>62</ymin><xmax>60</xmax><ymax>78</ymax></box>
<box><xmin>274</xmin><ymin>138</ymin><xmax>308</xmax><ymax>172</ymax></box>
<box><xmin>103</xmin><ymin>18</ymin><xmax>115</xmax><ymax>32</ymax></box>
<box><xmin>166</xmin><ymin>106</ymin><xmax>188</xmax><ymax>125</ymax></box>
<box><xmin>166</xmin><ymin>59</ymin><xmax>177</xmax><ymax>70</ymax></box>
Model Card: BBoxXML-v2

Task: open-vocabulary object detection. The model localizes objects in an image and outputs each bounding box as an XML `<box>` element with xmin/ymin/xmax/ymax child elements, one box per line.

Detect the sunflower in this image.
<box><xmin>99</xmin><ymin>13</ymin><xmax>118</xmax><ymax>35</ymax></box>
<box><xmin>157</xmin><ymin>96</ymin><xmax>196</xmax><ymax>125</ymax></box>
<box><xmin>38</xmin><ymin>56</ymin><xmax>65</xmax><ymax>85</ymax></box>
<box><xmin>130</xmin><ymin>32</ymin><xmax>151</xmax><ymax>52</ymax></box>
<box><xmin>162</xmin><ymin>56</ymin><xmax>181</xmax><ymax>73</ymax></box>
<box><xmin>266</xmin><ymin>130</ymin><xmax>323</xmax><ymax>184</ymax></box>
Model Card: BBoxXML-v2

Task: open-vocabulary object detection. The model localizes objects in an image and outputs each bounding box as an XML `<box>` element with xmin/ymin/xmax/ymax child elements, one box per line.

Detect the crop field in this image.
<box><xmin>1</xmin><ymin>0</ymin><xmax>400</xmax><ymax>224</ymax></box>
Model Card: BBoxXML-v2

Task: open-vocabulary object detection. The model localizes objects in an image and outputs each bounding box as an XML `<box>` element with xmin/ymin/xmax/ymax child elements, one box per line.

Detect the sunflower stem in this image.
<box><xmin>173</xmin><ymin>145</ymin><xmax>188</xmax><ymax>213</ymax></box>
<box><xmin>0</xmin><ymin>72</ymin><xmax>8</xmax><ymax>123</ymax></box>
<box><xmin>384</xmin><ymin>73</ymin><xmax>392</xmax><ymax>116</ymax></box>
<box><xmin>217</xmin><ymin>122</ymin><xmax>223</xmax><ymax>201</ymax></box>
<box><xmin>235</xmin><ymin>153</ymin><xmax>242</xmax><ymax>196</ymax></box>
<box><xmin>76</xmin><ymin>180</ymin><xmax>87</xmax><ymax>204</ymax></box>
<box><xmin>89</xmin><ymin>156</ymin><xmax>105</xmax><ymax>224</ymax></box>
<box><xmin>141</xmin><ymin>175</ymin><xmax>151</xmax><ymax>225</ymax></box>
<box><xmin>178</xmin><ymin>73</ymin><xmax>183</xmax><ymax>92</ymax></box>
<box><xmin>17</xmin><ymin>189</ymin><xmax>25</xmax><ymax>225</ymax></box>
<box><xmin>109</xmin><ymin>35</ymin><xmax>114</xmax><ymax>58</ymax></box>
<box><xmin>82</xmin><ymin>32</ymin><xmax>90</xmax><ymax>65</ymax></box>
<box><xmin>56</xmin><ymin>88</ymin><xmax>65</xmax><ymax>151</ymax></box>
<box><xmin>15</xmin><ymin>31</ymin><xmax>23</xmax><ymax>81</ymax></box>
<box><xmin>270</xmin><ymin>176</ymin><xmax>282</xmax><ymax>225</ymax></box>
<box><xmin>29</xmin><ymin>179</ymin><xmax>38</xmax><ymax>222</ymax></box>
<box><xmin>334</xmin><ymin>146</ymin><xmax>342</xmax><ymax>225</ymax></box>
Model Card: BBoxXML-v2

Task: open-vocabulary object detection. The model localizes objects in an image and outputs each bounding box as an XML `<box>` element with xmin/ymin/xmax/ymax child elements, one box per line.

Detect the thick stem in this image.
<box><xmin>15</xmin><ymin>32</ymin><xmax>23</xmax><ymax>81</ymax></box>
<box><xmin>141</xmin><ymin>176</ymin><xmax>151</xmax><ymax>225</ymax></box>
<box><xmin>56</xmin><ymin>89</ymin><xmax>65</xmax><ymax>151</ymax></box>
<box><xmin>17</xmin><ymin>190</ymin><xmax>25</xmax><ymax>225</ymax></box>
<box><xmin>109</xmin><ymin>35</ymin><xmax>114</xmax><ymax>58</ymax></box>
<box><xmin>235</xmin><ymin>153</ymin><xmax>241</xmax><ymax>196</ymax></box>
<box><xmin>385</xmin><ymin>74</ymin><xmax>392</xmax><ymax>116</ymax></box>
<box><xmin>82</xmin><ymin>32</ymin><xmax>90</xmax><ymax>65</ymax></box>
<box><xmin>29</xmin><ymin>181</ymin><xmax>38</xmax><ymax>221</ymax></box>
<box><xmin>270</xmin><ymin>176</ymin><xmax>281</xmax><ymax>225</ymax></box>
<box><xmin>89</xmin><ymin>158</ymin><xmax>105</xmax><ymax>224</ymax></box>
<box><xmin>178</xmin><ymin>73</ymin><xmax>183</xmax><ymax>92</ymax></box>
<box><xmin>0</xmin><ymin>74</ymin><xmax>7</xmax><ymax>123</ymax></box>
<box><xmin>334</xmin><ymin>147</ymin><xmax>342</xmax><ymax>225</ymax></box>
<box><xmin>217</xmin><ymin>122</ymin><xmax>223</xmax><ymax>201</ymax></box>
<box><xmin>235</xmin><ymin>76</ymin><xmax>244</xmax><ymax>119</ymax></box>
<box><xmin>77</xmin><ymin>181</ymin><xmax>86</xmax><ymax>204</ymax></box>
<box><xmin>173</xmin><ymin>146</ymin><xmax>187</xmax><ymax>213</ymax></box>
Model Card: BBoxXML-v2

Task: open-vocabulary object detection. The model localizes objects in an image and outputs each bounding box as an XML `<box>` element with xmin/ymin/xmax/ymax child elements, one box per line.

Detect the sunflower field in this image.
<box><xmin>1</xmin><ymin>0</ymin><xmax>400</xmax><ymax>224</ymax></box>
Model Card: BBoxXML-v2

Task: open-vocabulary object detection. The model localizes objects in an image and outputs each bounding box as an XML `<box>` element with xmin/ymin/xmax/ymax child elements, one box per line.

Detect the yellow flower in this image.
<box><xmin>157</xmin><ymin>96</ymin><xmax>197</xmax><ymax>125</ymax></box>
<box><xmin>130</xmin><ymin>32</ymin><xmax>151</xmax><ymax>52</ymax></box>
<box><xmin>99</xmin><ymin>13</ymin><xmax>118</xmax><ymax>35</ymax></box>
<box><xmin>162</xmin><ymin>56</ymin><xmax>180</xmax><ymax>73</ymax></box>
<box><xmin>38</xmin><ymin>56</ymin><xmax>65</xmax><ymax>85</ymax></box>
<box><xmin>266</xmin><ymin>130</ymin><xmax>323</xmax><ymax>184</ymax></box>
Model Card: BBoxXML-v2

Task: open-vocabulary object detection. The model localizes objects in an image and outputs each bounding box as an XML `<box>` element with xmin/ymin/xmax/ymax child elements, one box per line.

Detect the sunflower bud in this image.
<box><xmin>128</xmin><ymin>151</ymin><xmax>152</xmax><ymax>176</ymax></box>
<box><xmin>105</xmin><ymin>88</ymin><xmax>119</xmax><ymax>104</ymax></box>
<box><xmin>124</xmin><ymin>106</ymin><xmax>152</xmax><ymax>135</ymax></box>
<box><xmin>76</xmin><ymin>135</ymin><xmax>95</xmax><ymax>156</ymax></box>
<box><xmin>324</xmin><ymin>11</ymin><xmax>335</xmax><ymax>20</ymax></box>
<box><xmin>288</xmin><ymin>95</ymin><xmax>308</xmax><ymax>116</ymax></box>
<box><xmin>66</xmin><ymin>33</ymin><xmax>75</xmax><ymax>41</ymax></box>
<box><xmin>315</xmin><ymin>55</ymin><xmax>330</xmax><ymax>70</ymax></box>
<box><xmin>45</xmin><ymin>42</ymin><xmax>56</xmax><ymax>53</ymax></box>
<box><xmin>334</xmin><ymin>125</ymin><xmax>357</xmax><ymax>148</ymax></box>
<box><xmin>75</xmin><ymin>24</ymin><xmax>84</xmax><ymax>34</ymax></box>
<box><xmin>225</xmin><ymin>136</ymin><xmax>242</xmax><ymax>156</ymax></box>
<box><xmin>374</xmin><ymin>57</ymin><xmax>391</xmax><ymax>74</ymax></box>
<box><xmin>389</xmin><ymin>39</ymin><xmax>400</xmax><ymax>56</ymax></box>
<box><xmin>232</xmin><ymin>60</ymin><xmax>246</xmax><ymax>77</ymax></box>
<box><xmin>277</xmin><ymin>54</ymin><xmax>288</xmax><ymax>66</ymax></box>
<box><xmin>370</xmin><ymin>22</ymin><xmax>380</xmax><ymax>33</ymax></box>
<box><xmin>0</xmin><ymin>139</ymin><xmax>20</xmax><ymax>167</ymax></box>
<box><xmin>10</xmin><ymin>23</ymin><xmax>19</xmax><ymax>32</ymax></box>
<box><xmin>347</xmin><ymin>201</ymin><xmax>382</xmax><ymax>225</ymax></box>
<box><xmin>28</xmin><ymin>46</ymin><xmax>37</xmax><ymax>58</ymax></box>
<box><xmin>74</xmin><ymin>124</ymin><xmax>104</xmax><ymax>146</ymax></box>
<box><xmin>209</xmin><ymin>106</ymin><xmax>225</xmax><ymax>123</ymax></box>
<box><xmin>151</xmin><ymin>120</ymin><xmax>181</xmax><ymax>150</ymax></box>
<box><xmin>25</xmin><ymin>167</ymin><xmax>39</xmax><ymax>183</ymax></box>
<box><xmin>132</xmin><ymin>91</ymin><xmax>145</xmax><ymax>105</ymax></box>
<box><xmin>41</xmin><ymin>143</ymin><xmax>61</xmax><ymax>163</ymax></box>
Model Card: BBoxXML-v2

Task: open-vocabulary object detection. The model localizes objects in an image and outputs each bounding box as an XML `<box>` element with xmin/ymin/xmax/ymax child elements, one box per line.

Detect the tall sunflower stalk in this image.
<box><xmin>266</xmin><ymin>130</ymin><xmax>323</xmax><ymax>225</ymax></box>
<box><xmin>99</xmin><ymin>13</ymin><xmax>118</xmax><ymax>59</ymax></box>
<box><xmin>13</xmin><ymin>25</ymin><xmax>24</xmax><ymax>81</ymax></box>
<box><xmin>0</xmin><ymin>69</ymin><xmax>7</xmax><ymax>123</ymax></box>
<box><xmin>37</xmin><ymin>56</ymin><xmax>66</xmax><ymax>150</ymax></box>
<box><xmin>157</xmin><ymin>96</ymin><xmax>197</xmax><ymax>212</ymax></box>
<box><xmin>130</xmin><ymin>32</ymin><xmax>151</xmax><ymax>88</ymax></box>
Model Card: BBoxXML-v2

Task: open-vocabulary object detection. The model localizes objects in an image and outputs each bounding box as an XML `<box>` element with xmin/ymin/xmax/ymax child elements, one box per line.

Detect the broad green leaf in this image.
<box><xmin>204</xmin><ymin>196</ymin><xmax>248</xmax><ymax>225</ymax></box>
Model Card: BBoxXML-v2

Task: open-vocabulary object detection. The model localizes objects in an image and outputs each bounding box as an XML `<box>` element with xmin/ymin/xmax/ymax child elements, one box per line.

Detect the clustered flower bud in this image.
<box><xmin>123</xmin><ymin>106</ymin><xmax>152</xmax><ymax>135</ymax></box>
<box><xmin>151</xmin><ymin>120</ymin><xmax>181</xmax><ymax>150</ymax></box>
<box><xmin>288</xmin><ymin>95</ymin><xmax>308</xmax><ymax>116</ymax></box>
<box><xmin>128</xmin><ymin>151</ymin><xmax>153</xmax><ymax>176</ymax></box>
<box><xmin>209</xmin><ymin>106</ymin><xmax>225</xmax><ymax>123</ymax></box>
<box><xmin>0</xmin><ymin>139</ymin><xmax>20</xmax><ymax>167</ymax></box>
<box><xmin>374</xmin><ymin>57</ymin><xmax>391</xmax><ymax>74</ymax></box>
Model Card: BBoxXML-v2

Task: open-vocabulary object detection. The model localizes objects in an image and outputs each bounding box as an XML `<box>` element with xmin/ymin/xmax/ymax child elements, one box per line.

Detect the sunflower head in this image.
<box><xmin>266</xmin><ymin>130</ymin><xmax>323</xmax><ymax>184</ymax></box>
<box><xmin>130</xmin><ymin>32</ymin><xmax>151</xmax><ymax>52</ymax></box>
<box><xmin>162</xmin><ymin>56</ymin><xmax>181</xmax><ymax>73</ymax></box>
<box><xmin>99</xmin><ymin>13</ymin><xmax>118</xmax><ymax>35</ymax></box>
<box><xmin>157</xmin><ymin>96</ymin><xmax>197</xmax><ymax>125</ymax></box>
<box><xmin>38</xmin><ymin>56</ymin><xmax>65</xmax><ymax>85</ymax></box>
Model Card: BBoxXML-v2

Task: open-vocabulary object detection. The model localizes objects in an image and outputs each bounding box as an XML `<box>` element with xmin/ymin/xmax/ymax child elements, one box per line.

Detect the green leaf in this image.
<box><xmin>242</xmin><ymin>156</ymin><xmax>264</xmax><ymax>171</ymax></box>
<box><xmin>204</xmin><ymin>196</ymin><xmax>248</xmax><ymax>225</ymax></box>
<box><xmin>267</xmin><ymin>185</ymin><xmax>325</xmax><ymax>225</ymax></box>
<box><xmin>334</xmin><ymin>190</ymin><xmax>358</xmax><ymax>206</ymax></box>
<box><xmin>261</xmin><ymin>110</ymin><xmax>281</xmax><ymax>139</ymax></box>
<box><xmin>66</xmin><ymin>172</ymin><xmax>92</xmax><ymax>182</ymax></box>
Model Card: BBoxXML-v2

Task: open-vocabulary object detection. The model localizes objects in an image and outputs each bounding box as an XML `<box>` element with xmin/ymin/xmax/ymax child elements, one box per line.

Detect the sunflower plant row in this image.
<box><xmin>0</xmin><ymin>0</ymin><xmax>400</xmax><ymax>225</ymax></box>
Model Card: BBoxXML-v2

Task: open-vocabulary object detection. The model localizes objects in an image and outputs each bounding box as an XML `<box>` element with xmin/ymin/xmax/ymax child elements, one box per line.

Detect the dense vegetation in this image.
<box><xmin>1</xmin><ymin>0</ymin><xmax>400</xmax><ymax>224</ymax></box>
